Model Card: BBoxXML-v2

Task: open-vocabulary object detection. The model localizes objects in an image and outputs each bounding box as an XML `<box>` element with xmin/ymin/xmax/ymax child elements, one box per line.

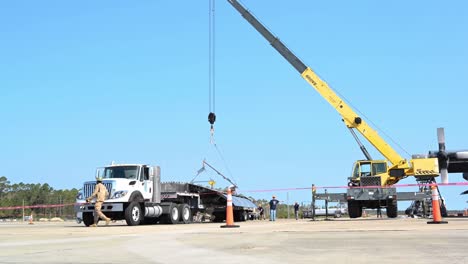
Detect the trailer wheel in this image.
<box><xmin>242</xmin><ymin>211</ymin><xmax>248</xmax><ymax>221</ymax></box>
<box><xmin>125</xmin><ymin>201</ymin><xmax>142</xmax><ymax>226</ymax></box>
<box><xmin>386</xmin><ymin>199</ymin><xmax>398</xmax><ymax>218</ymax></box>
<box><xmin>178</xmin><ymin>204</ymin><xmax>192</xmax><ymax>224</ymax></box>
<box><xmin>82</xmin><ymin>212</ymin><xmax>94</xmax><ymax>227</ymax></box>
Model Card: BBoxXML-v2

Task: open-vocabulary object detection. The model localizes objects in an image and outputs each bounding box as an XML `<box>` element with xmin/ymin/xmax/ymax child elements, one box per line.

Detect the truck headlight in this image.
<box><xmin>112</xmin><ymin>191</ymin><xmax>128</xmax><ymax>199</ymax></box>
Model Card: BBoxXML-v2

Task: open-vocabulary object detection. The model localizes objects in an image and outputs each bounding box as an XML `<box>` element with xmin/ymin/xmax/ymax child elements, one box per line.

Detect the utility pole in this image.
<box><xmin>287</xmin><ymin>192</ymin><xmax>290</xmax><ymax>219</ymax></box>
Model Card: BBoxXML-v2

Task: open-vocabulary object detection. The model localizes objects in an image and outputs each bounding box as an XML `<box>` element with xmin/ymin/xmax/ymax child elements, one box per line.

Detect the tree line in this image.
<box><xmin>0</xmin><ymin>176</ymin><xmax>79</xmax><ymax>219</ymax></box>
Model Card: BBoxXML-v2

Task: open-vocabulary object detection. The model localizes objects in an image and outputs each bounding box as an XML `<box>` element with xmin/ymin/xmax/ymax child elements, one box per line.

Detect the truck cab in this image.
<box><xmin>95</xmin><ymin>164</ymin><xmax>154</xmax><ymax>202</ymax></box>
<box><xmin>76</xmin><ymin>164</ymin><xmax>156</xmax><ymax>205</ymax></box>
<box><xmin>75</xmin><ymin>163</ymin><xmax>177</xmax><ymax>226</ymax></box>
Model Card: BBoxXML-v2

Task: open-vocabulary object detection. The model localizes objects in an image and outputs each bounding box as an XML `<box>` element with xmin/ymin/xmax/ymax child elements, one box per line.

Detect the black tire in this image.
<box><xmin>386</xmin><ymin>199</ymin><xmax>398</xmax><ymax>218</ymax></box>
<box><xmin>125</xmin><ymin>201</ymin><xmax>142</xmax><ymax>226</ymax></box>
<box><xmin>178</xmin><ymin>204</ymin><xmax>192</xmax><ymax>224</ymax></box>
<box><xmin>83</xmin><ymin>212</ymin><xmax>94</xmax><ymax>227</ymax></box>
<box><xmin>242</xmin><ymin>211</ymin><xmax>248</xmax><ymax>222</ymax></box>
<box><xmin>405</xmin><ymin>208</ymin><xmax>412</xmax><ymax>216</ymax></box>
<box><xmin>162</xmin><ymin>203</ymin><xmax>179</xmax><ymax>224</ymax></box>
<box><xmin>347</xmin><ymin>200</ymin><xmax>362</xmax><ymax>218</ymax></box>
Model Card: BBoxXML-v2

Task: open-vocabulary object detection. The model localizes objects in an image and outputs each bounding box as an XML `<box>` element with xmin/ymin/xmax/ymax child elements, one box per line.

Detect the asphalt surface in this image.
<box><xmin>0</xmin><ymin>217</ymin><xmax>467</xmax><ymax>264</ymax></box>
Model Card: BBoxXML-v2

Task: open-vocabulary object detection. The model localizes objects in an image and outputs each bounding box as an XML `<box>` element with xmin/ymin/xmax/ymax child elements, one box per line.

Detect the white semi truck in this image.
<box><xmin>75</xmin><ymin>163</ymin><xmax>257</xmax><ymax>226</ymax></box>
<box><xmin>75</xmin><ymin>163</ymin><xmax>201</xmax><ymax>226</ymax></box>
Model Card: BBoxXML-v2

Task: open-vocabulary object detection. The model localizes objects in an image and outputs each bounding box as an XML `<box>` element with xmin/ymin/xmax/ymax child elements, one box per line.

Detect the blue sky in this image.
<box><xmin>1</xmin><ymin>1</ymin><xmax>467</xmax><ymax>210</ymax></box>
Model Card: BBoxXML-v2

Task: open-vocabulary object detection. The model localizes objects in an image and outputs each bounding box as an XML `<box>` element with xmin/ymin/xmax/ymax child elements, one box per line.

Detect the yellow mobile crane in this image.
<box><xmin>226</xmin><ymin>0</ymin><xmax>464</xmax><ymax>218</ymax></box>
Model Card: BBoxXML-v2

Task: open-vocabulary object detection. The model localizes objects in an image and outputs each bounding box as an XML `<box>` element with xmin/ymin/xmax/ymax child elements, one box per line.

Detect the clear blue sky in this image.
<box><xmin>1</xmin><ymin>1</ymin><xmax>467</xmax><ymax>210</ymax></box>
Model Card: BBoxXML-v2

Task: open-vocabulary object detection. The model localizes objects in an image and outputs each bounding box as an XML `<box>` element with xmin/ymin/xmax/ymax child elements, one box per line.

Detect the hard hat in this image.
<box><xmin>96</xmin><ymin>175</ymin><xmax>103</xmax><ymax>182</ymax></box>
<box><xmin>272</xmin><ymin>195</ymin><xmax>276</xmax><ymax>198</ymax></box>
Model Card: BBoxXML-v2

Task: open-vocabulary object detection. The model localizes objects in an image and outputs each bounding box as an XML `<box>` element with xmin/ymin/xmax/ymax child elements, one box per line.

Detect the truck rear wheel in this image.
<box><xmin>125</xmin><ymin>201</ymin><xmax>142</xmax><ymax>226</ymax></box>
<box><xmin>179</xmin><ymin>204</ymin><xmax>192</xmax><ymax>224</ymax></box>
<box><xmin>162</xmin><ymin>203</ymin><xmax>179</xmax><ymax>224</ymax></box>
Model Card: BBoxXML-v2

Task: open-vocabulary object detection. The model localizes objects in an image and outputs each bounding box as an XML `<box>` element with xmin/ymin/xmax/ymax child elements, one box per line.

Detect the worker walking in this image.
<box><xmin>86</xmin><ymin>176</ymin><xmax>111</xmax><ymax>227</ymax></box>
<box><xmin>294</xmin><ymin>202</ymin><xmax>300</xmax><ymax>220</ymax></box>
<box><xmin>269</xmin><ymin>195</ymin><xmax>279</xmax><ymax>221</ymax></box>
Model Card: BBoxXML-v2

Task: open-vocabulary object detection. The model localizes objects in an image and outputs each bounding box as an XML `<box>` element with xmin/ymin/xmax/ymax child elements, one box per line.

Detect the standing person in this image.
<box><xmin>258</xmin><ymin>204</ymin><xmax>265</xmax><ymax>220</ymax></box>
<box><xmin>376</xmin><ymin>207</ymin><xmax>382</xmax><ymax>218</ymax></box>
<box><xmin>86</xmin><ymin>176</ymin><xmax>111</xmax><ymax>227</ymax></box>
<box><xmin>294</xmin><ymin>202</ymin><xmax>300</xmax><ymax>220</ymax></box>
<box><xmin>269</xmin><ymin>195</ymin><xmax>279</xmax><ymax>221</ymax></box>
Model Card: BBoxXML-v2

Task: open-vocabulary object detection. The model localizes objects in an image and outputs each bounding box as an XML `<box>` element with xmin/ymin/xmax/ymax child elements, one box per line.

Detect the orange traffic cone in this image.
<box><xmin>427</xmin><ymin>185</ymin><xmax>448</xmax><ymax>224</ymax></box>
<box><xmin>28</xmin><ymin>214</ymin><xmax>34</xmax><ymax>225</ymax></box>
<box><xmin>220</xmin><ymin>187</ymin><xmax>239</xmax><ymax>228</ymax></box>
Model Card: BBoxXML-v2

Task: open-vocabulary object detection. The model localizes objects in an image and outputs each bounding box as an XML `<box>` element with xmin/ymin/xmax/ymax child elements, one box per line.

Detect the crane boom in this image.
<box><xmin>227</xmin><ymin>0</ymin><xmax>447</xmax><ymax>218</ymax></box>
<box><xmin>227</xmin><ymin>0</ymin><xmax>406</xmax><ymax>168</ymax></box>
<box><xmin>227</xmin><ymin>0</ymin><xmax>440</xmax><ymax>187</ymax></box>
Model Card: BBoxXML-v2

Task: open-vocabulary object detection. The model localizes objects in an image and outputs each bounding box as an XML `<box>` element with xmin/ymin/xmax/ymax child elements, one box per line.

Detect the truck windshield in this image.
<box><xmin>99</xmin><ymin>166</ymin><xmax>139</xmax><ymax>180</ymax></box>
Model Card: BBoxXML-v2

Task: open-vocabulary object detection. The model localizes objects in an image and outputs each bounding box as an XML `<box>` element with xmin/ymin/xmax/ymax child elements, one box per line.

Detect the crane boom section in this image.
<box><xmin>301</xmin><ymin>68</ymin><xmax>406</xmax><ymax>167</ymax></box>
<box><xmin>227</xmin><ymin>0</ymin><xmax>407</xmax><ymax>168</ymax></box>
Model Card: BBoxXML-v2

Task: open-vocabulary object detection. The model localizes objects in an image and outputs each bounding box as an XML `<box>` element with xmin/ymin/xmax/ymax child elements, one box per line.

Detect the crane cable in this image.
<box><xmin>208</xmin><ymin>0</ymin><xmax>216</xmax><ymax>143</ymax></box>
<box><xmin>205</xmin><ymin>0</ymin><xmax>238</xmax><ymax>187</ymax></box>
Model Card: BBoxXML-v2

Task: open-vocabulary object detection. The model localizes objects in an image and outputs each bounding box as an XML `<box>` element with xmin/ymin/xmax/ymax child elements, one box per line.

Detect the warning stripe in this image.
<box><xmin>0</xmin><ymin>182</ymin><xmax>466</xmax><ymax>210</ymax></box>
<box><xmin>0</xmin><ymin>203</ymin><xmax>77</xmax><ymax>211</ymax></box>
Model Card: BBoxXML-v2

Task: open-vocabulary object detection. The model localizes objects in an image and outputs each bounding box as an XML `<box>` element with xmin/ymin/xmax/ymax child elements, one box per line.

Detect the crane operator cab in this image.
<box><xmin>349</xmin><ymin>160</ymin><xmax>388</xmax><ymax>187</ymax></box>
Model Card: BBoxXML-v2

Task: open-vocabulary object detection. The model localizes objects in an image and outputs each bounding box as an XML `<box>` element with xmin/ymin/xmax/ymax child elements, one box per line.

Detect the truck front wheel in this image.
<box><xmin>125</xmin><ymin>202</ymin><xmax>142</xmax><ymax>226</ymax></box>
<box><xmin>82</xmin><ymin>212</ymin><xmax>94</xmax><ymax>227</ymax></box>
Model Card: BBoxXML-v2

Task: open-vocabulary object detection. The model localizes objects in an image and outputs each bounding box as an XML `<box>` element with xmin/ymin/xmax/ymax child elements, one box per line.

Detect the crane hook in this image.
<box><xmin>208</xmin><ymin>112</ymin><xmax>216</xmax><ymax>126</ymax></box>
<box><xmin>208</xmin><ymin>112</ymin><xmax>216</xmax><ymax>143</ymax></box>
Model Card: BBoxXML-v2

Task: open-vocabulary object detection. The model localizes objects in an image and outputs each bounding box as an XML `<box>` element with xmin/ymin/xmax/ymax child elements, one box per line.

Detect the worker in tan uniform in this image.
<box><xmin>86</xmin><ymin>176</ymin><xmax>111</xmax><ymax>227</ymax></box>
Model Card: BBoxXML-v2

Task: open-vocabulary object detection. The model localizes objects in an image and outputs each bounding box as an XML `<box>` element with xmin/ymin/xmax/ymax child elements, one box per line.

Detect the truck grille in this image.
<box><xmin>360</xmin><ymin>176</ymin><xmax>381</xmax><ymax>187</ymax></box>
<box><xmin>83</xmin><ymin>182</ymin><xmax>113</xmax><ymax>198</ymax></box>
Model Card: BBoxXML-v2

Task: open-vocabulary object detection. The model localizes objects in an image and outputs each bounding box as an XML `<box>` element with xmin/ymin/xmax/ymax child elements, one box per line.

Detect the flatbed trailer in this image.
<box><xmin>162</xmin><ymin>182</ymin><xmax>257</xmax><ymax>222</ymax></box>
